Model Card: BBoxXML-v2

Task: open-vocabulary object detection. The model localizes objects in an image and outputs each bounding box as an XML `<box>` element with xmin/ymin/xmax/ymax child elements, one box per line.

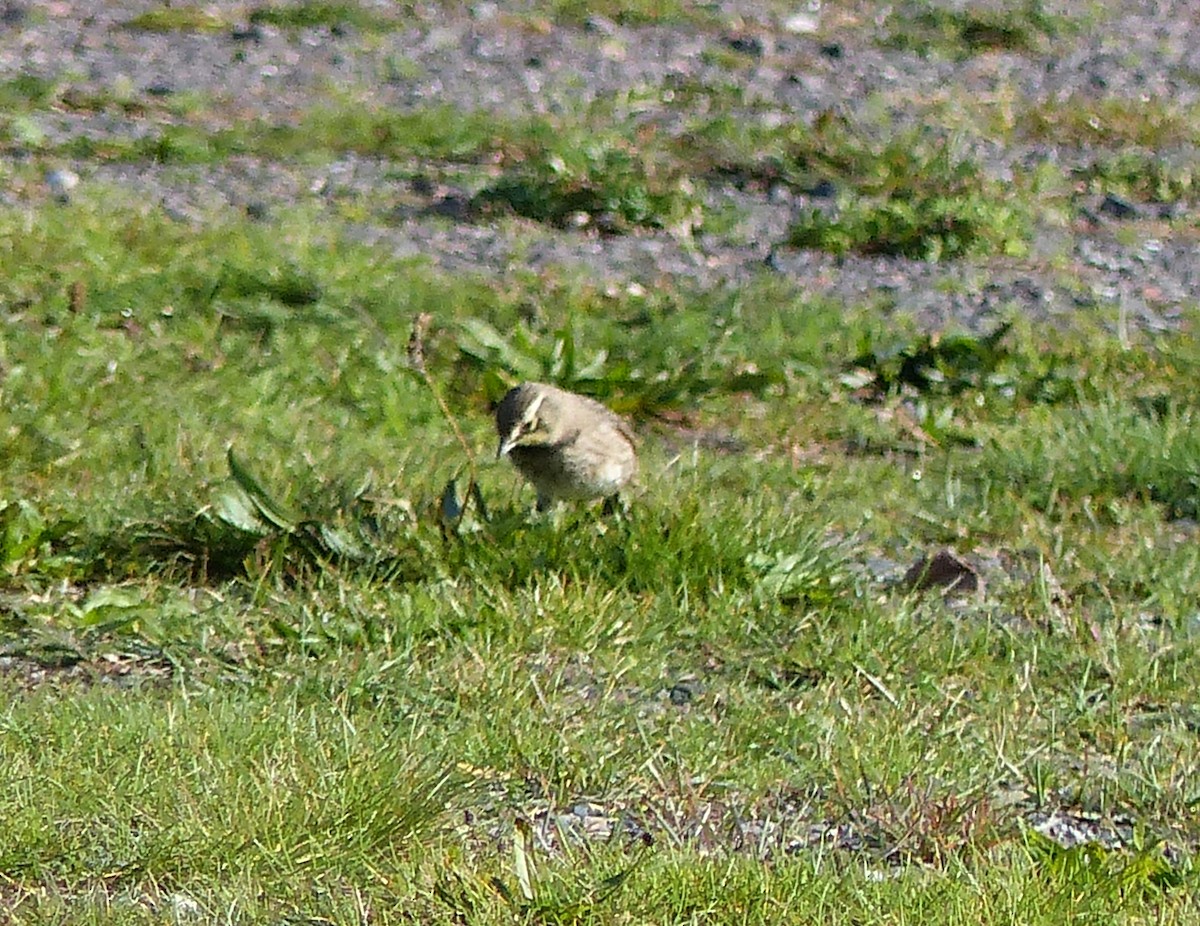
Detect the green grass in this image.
<box><xmin>6</xmin><ymin>89</ymin><xmax>1043</xmax><ymax>253</ymax></box>
<box><xmin>472</xmin><ymin>136</ymin><xmax>703</xmax><ymax>234</ymax></box>
<box><xmin>52</xmin><ymin>104</ymin><xmax>520</xmax><ymax>165</ymax></box>
<box><xmin>1023</xmin><ymin>96</ymin><xmax>1200</xmax><ymax>149</ymax></box>
<box><xmin>882</xmin><ymin>0</ymin><xmax>1069</xmax><ymax>58</ymax></box>
<box><xmin>1075</xmin><ymin>150</ymin><xmax>1198</xmax><ymax>203</ymax></box>
<box><xmin>1</xmin><ymin>186</ymin><xmax>1199</xmax><ymax>920</ymax></box>
<box><xmin>247</xmin><ymin>1</ymin><xmax>405</xmax><ymax>32</ymax></box>
<box><xmin>123</xmin><ymin>7</ymin><xmax>227</xmax><ymax>32</ymax></box>
<box><xmin>0</xmin><ymin>74</ymin><xmax>58</xmax><ymax>109</ymax></box>
<box><xmin>3</xmin><ymin>1</ymin><xmax>1200</xmax><ymax>913</ymax></box>
<box><xmin>31</xmin><ymin>98</ymin><xmax>703</xmax><ymax>236</ymax></box>
<box><xmin>679</xmin><ymin>114</ymin><xmax>1033</xmax><ymax>260</ymax></box>
<box><xmin>545</xmin><ymin>0</ymin><xmax>724</xmax><ymax>27</ymax></box>
<box><xmin>5</xmin><ymin>78</ymin><xmax>1176</xmax><ymax>260</ymax></box>
<box><xmin>786</xmin><ymin>137</ymin><xmax>1030</xmax><ymax>260</ymax></box>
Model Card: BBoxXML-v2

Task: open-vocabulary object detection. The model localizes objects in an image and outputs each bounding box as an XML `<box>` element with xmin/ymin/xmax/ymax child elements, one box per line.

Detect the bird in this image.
<box><xmin>495</xmin><ymin>382</ymin><xmax>637</xmax><ymax>512</ymax></box>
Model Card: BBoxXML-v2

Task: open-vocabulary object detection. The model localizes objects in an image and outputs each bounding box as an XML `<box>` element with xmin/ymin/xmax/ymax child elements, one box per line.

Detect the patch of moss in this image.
<box><xmin>883</xmin><ymin>0</ymin><xmax>1067</xmax><ymax>58</ymax></box>
<box><xmin>473</xmin><ymin>139</ymin><xmax>702</xmax><ymax>234</ymax></box>
<box><xmin>247</xmin><ymin>2</ymin><xmax>402</xmax><ymax>32</ymax></box>
<box><xmin>124</xmin><ymin>8</ymin><xmax>226</xmax><ymax>32</ymax></box>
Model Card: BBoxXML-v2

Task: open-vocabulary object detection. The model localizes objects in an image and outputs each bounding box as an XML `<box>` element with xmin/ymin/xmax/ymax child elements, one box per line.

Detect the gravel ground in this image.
<box><xmin>3</xmin><ymin>0</ymin><xmax>1199</xmax><ymax>334</ymax></box>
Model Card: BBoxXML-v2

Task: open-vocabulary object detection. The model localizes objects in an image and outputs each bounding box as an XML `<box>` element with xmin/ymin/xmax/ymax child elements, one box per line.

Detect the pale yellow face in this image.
<box><xmin>497</xmin><ymin>392</ymin><xmax>553</xmax><ymax>456</ymax></box>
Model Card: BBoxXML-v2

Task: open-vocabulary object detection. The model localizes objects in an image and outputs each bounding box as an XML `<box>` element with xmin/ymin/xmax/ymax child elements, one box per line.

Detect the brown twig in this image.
<box><xmin>408</xmin><ymin>312</ymin><xmax>483</xmax><ymax>526</ymax></box>
<box><xmin>68</xmin><ymin>280</ymin><xmax>87</xmax><ymax>314</ymax></box>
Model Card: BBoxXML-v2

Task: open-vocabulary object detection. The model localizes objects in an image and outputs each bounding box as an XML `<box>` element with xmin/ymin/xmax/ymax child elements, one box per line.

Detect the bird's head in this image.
<box><xmin>496</xmin><ymin>385</ymin><xmax>556</xmax><ymax>458</ymax></box>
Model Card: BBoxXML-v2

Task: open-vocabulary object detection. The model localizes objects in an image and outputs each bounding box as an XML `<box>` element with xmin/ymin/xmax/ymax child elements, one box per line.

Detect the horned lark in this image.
<box><xmin>495</xmin><ymin>382</ymin><xmax>637</xmax><ymax>511</ymax></box>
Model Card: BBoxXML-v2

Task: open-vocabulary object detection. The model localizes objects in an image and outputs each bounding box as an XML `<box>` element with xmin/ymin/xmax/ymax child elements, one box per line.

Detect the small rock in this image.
<box><xmin>768</xmin><ymin>183</ymin><xmax>792</xmax><ymax>205</ymax></box>
<box><xmin>782</xmin><ymin>12</ymin><xmax>820</xmax><ymax>34</ymax></box>
<box><xmin>1099</xmin><ymin>192</ymin><xmax>1138</xmax><ymax>220</ymax></box>
<box><xmin>167</xmin><ymin>892</ymin><xmax>203</xmax><ymax>921</ymax></box>
<box><xmin>902</xmin><ymin>548</ymin><xmax>980</xmax><ymax>594</ymax></box>
<box><xmin>45</xmin><ymin>168</ymin><xmax>79</xmax><ymax>202</ymax></box>
<box><xmin>584</xmin><ymin>14</ymin><xmax>619</xmax><ymax>35</ymax></box>
<box><xmin>1</xmin><ymin>3</ymin><xmax>28</xmax><ymax>26</ymax></box>
<box><xmin>806</xmin><ymin>178</ymin><xmax>837</xmax><ymax>198</ymax></box>
<box><xmin>668</xmin><ymin>682</ymin><xmax>695</xmax><ymax>706</ymax></box>
<box><xmin>230</xmin><ymin>22</ymin><xmax>264</xmax><ymax>42</ymax></box>
<box><xmin>725</xmin><ymin>34</ymin><xmax>765</xmax><ymax>57</ymax></box>
<box><xmin>425</xmin><ymin>193</ymin><xmax>472</xmax><ymax>221</ymax></box>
